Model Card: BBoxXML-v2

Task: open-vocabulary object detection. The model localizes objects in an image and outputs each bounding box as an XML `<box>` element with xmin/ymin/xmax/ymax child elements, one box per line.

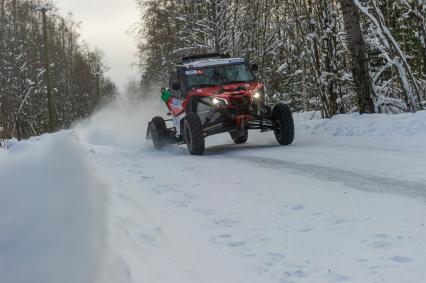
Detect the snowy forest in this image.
<box><xmin>0</xmin><ymin>0</ymin><xmax>116</xmax><ymax>140</ymax></box>
<box><xmin>136</xmin><ymin>0</ymin><xmax>426</xmax><ymax>117</ymax></box>
<box><xmin>2</xmin><ymin>0</ymin><xmax>426</xmax><ymax>140</ymax></box>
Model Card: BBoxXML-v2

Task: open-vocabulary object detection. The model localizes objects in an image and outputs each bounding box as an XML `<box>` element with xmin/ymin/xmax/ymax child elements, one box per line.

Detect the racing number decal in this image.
<box><xmin>171</xmin><ymin>98</ymin><xmax>183</xmax><ymax>109</ymax></box>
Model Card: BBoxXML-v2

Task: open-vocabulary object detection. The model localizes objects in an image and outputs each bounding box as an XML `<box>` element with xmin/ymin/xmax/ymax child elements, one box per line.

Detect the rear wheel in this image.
<box><xmin>272</xmin><ymin>103</ymin><xmax>294</xmax><ymax>145</ymax></box>
<box><xmin>230</xmin><ymin>129</ymin><xmax>248</xmax><ymax>144</ymax></box>
<box><xmin>184</xmin><ymin>113</ymin><xmax>205</xmax><ymax>155</ymax></box>
<box><xmin>150</xmin><ymin>116</ymin><xmax>167</xmax><ymax>150</ymax></box>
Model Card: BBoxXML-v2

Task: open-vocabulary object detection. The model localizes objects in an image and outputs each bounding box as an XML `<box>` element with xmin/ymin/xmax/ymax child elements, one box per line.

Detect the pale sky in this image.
<box><xmin>56</xmin><ymin>0</ymin><xmax>140</xmax><ymax>91</ymax></box>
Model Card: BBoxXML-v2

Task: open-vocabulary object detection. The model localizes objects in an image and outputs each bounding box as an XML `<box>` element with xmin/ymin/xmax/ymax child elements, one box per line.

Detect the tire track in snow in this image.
<box><xmin>215</xmin><ymin>153</ymin><xmax>426</xmax><ymax>200</ymax></box>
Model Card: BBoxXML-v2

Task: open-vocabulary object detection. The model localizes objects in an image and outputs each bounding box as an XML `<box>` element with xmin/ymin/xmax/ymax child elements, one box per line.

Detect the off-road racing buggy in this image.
<box><xmin>147</xmin><ymin>53</ymin><xmax>294</xmax><ymax>155</ymax></box>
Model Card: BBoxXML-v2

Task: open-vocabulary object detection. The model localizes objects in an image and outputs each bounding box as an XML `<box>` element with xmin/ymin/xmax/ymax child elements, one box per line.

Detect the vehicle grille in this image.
<box><xmin>230</xmin><ymin>96</ymin><xmax>250</xmax><ymax>113</ymax></box>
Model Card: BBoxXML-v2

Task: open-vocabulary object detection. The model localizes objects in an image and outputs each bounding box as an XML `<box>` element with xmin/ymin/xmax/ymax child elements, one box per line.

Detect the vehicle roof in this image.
<box><xmin>180</xmin><ymin>58</ymin><xmax>245</xmax><ymax>69</ymax></box>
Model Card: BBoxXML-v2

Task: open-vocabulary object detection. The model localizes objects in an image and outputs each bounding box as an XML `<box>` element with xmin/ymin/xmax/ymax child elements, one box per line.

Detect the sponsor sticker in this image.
<box><xmin>171</xmin><ymin>98</ymin><xmax>183</xmax><ymax>109</ymax></box>
<box><xmin>185</xmin><ymin>70</ymin><xmax>204</xmax><ymax>75</ymax></box>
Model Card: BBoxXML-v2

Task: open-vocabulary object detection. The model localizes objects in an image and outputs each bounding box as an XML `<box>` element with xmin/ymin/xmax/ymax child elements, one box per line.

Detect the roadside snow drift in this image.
<box><xmin>0</xmin><ymin>132</ymin><xmax>107</xmax><ymax>283</ymax></box>
<box><xmin>296</xmin><ymin>111</ymin><xmax>426</xmax><ymax>142</ymax></box>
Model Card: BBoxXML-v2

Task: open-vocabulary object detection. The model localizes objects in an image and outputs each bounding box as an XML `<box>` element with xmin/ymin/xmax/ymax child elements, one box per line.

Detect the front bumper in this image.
<box><xmin>201</xmin><ymin>105</ymin><xmax>273</xmax><ymax>137</ymax></box>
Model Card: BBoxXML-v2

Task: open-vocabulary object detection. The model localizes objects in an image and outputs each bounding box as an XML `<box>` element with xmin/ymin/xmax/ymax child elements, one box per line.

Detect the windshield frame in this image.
<box><xmin>182</xmin><ymin>63</ymin><xmax>257</xmax><ymax>90</ymax></box>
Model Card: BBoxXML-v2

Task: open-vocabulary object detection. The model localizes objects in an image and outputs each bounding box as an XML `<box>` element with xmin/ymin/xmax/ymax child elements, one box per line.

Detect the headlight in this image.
<box><xmin>212</xmin><ymin>98</ymin><xmax>222</xmax><ymax>105</ymax></box>
<box><xmin>252</xmin><ymin>88</ymin><xmax>264</xmax><ymax>101</ymax></box>
<box><xmin>253</xmin><ymin>92</ymin><xmax>262</xmax><ymax>99</ymax></box>
<box><xmin>201</xmin><ymin>97</ymin><xmax>228</xmax><ymax>107</ymax></box>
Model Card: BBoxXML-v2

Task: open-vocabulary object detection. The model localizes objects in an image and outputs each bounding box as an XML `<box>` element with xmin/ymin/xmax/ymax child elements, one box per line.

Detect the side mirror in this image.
<box><xmin>172</xmin><ymin>83</ymin><xmax>180</xmax><ymax>91</ymax></box>
<box><xmin>251</xmin><ymin>64</ymin><xmax>259</xmax><ymax>72</ymax></box>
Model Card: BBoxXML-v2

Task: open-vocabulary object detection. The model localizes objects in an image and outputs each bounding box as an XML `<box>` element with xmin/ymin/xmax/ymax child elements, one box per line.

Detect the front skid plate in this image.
<box><xmin>147</xmin><ymin>108</ymin><xmax>274</xmax><ymax>143</ymax></box>
<box><xmin>202</xmin><ymin>117</ymin><xmax>274</xmax><ymax>137</ymax></box>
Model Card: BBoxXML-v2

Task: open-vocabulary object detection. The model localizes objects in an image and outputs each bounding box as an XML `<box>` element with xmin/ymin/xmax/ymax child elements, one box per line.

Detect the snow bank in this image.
<box><xmin>76</xmin><ymin>94</ymin><xmax>165</xmax><ymax>148</ymax></box>
<box><xmin>293</xmin><ymin>111</ymin><xmax>322</xmax><ymax>121</ymax></box>
<box><xmin>297</xmin><ymin>111</ymin><xmax>426</xmax><ymax>138</ymax></box>
<box><xmin>0</xmin><ymin>132</ymin><xmax>107</xmax><ymax>283</ymax></box>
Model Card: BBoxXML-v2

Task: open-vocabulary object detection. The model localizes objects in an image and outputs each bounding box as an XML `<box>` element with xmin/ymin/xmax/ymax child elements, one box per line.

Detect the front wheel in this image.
<box><xmin>184</xmin><ymin>113</ymin><xmax>205</xmax><ymax>155</ymax></box>
<box><xmin>272</xmin><ymin>103</ymin><xmax>294</xmax><ymax>145</ymax></box>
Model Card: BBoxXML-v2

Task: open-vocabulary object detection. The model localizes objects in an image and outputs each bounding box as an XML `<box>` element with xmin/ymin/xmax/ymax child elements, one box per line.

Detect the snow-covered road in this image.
<box><xmin>81</xmin><ymin>106</ymin><xmax>426</xmax><ymax>283</ymax></box>
<box><xmin>2</xmin><ymin>97</ymin><xmax>425</xmax><ymax>283</ymax></box>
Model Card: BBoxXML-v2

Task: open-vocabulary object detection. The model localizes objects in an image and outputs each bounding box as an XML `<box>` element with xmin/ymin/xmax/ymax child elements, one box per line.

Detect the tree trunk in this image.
<box><xmin>339</xmin><ymin>0</ymin><xmax>375</xmax><ymax>114</ymax></box>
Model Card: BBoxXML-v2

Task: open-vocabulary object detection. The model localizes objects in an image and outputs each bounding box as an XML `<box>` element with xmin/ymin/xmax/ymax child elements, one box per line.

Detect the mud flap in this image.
<box><xmin>146</xmin><ymin>122</ymin><xmax>153</xmax><ymax>140</ymax></box>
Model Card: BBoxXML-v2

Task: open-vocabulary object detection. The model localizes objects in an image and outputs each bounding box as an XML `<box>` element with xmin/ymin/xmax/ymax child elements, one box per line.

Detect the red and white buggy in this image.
<box><xmin>147</xmin><ymin>54</ymin><xmax>294</xmax><ymax>155</ymax></box>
